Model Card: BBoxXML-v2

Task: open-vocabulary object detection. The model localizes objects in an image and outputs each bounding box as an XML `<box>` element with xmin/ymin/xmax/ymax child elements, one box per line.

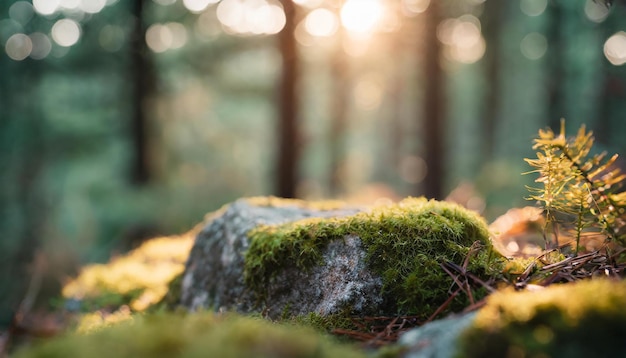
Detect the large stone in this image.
<box><xmin>180</xmin><ymin>197</ymin><xmax>496</xmax><ymax>320</ymax></box>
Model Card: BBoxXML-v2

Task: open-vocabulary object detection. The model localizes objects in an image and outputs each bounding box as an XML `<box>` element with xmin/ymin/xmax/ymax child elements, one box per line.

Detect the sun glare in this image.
<box><xmin>340</xmin><ymin>0</ymin><xmax>384</xmax><ymax>34</ymax></box>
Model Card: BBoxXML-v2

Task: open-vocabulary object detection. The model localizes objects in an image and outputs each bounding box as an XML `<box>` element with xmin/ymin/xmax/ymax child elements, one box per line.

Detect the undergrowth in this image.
<box><xmin>524</xmin><ymin>119</ymin><xmax>626</xmax><ymax>254</ymax></box>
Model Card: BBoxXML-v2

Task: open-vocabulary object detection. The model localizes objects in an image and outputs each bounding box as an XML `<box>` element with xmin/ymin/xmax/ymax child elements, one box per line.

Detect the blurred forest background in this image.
<box><xmin>1</xmin><ymin>0</ymin><xmax>626</xmax><ymax>327</ymax></box>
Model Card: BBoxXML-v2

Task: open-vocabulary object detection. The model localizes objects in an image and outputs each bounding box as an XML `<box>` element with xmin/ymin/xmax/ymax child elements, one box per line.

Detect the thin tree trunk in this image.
<box><xmin>482</xmin><ymin>0</ymin><xmax>504</xmax><ymax>160</ymax></box>
<box><xmin>275</xmin><ymin>0</ymin><xmax>300</xmax><ymax>198</ymax></box>
<box><xmin>130</xmin><ymin>0</ymin><xmax>153</xmax><ymax>185</ymax></box>
<box><xmin>547</xmin><ymin>1</ymin><xmax>564</xmax><ymax>130</ymax></box>
<box><xmin>420</xmin><ymin>1</ymin><xmax>445</xmax><ymax>200</ymax></box>
<box><xmin>328</xmin><ymin>29</ymin><xmax>349</xmax><ymax>197</ymax></box>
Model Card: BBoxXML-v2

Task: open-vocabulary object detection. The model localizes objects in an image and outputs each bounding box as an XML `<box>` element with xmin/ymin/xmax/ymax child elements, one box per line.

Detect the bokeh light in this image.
<box><xmin>340</xmin><ymin>0</ymin><xmax>383</xmax><ymax>34</ymax></box>
<box><xmin>146</xmin><ymin>22</ymin><xmax>188</xmax><ymax>53</ymax></box>
<box><xmin>305</xmin><ymin>8</ymin><xmax>338</xmax><ymax>37</ymax></box>
<box><xmin>29</xmin><ymin>32</ymin><xmax>52</xmax><ymax>59</ymax></box>
<box><xmin>167</xmin><ymin>22</ymin><xmax>188</xmax><ymax>49</ymax></box>
<box><xmin>33</xmin><ymin>0</ymin><xmax>62</xmax><ymax>16</ymax></box>
<box><xmin>295</xmin><ymin>19</ymin><xmax>314</xmax><ymax>47</ymax></box>
<box><xmin>439</xmin><ymin>15</ymin><xmax>485</xmax><ymax>64</ymax></box>
<box><xmin>520</xmin><ymin>0</ymin><xmax>547</xmax><ymax>16</ymax></box>
<box><xmin>604</xmin><ymin>32</ymin><xmax>626</xmax><ymax>66</ymax></box>
<box><xmin>33</xmin><ymin>0</ymin><xmax>109</xmax><ymax>16</ymax></box>
<box><xmin>146</xmin><ymin>24</ymin><xmax>171</xmax><ymax>53</ymax></box>
<box><xmin>9</xmin><ymin>1</ymin><xmax>35</xmax><ymax>26</ymax></box>
<box><xmin>520</xmin><ymin>32</ymin><xmax>548</xmax><ymax>60</ymax></box>
<box><xmin>51</xmin><ymin>19</ymin><xmax>81</xmax><ymax>47</ymax></box>
<box><xmin>399</xmin><ymin>156</ymin><xmax>427</xmax><ymax>184</ymax></box>
<box><xmin>354</xmin><ymin>75</ymin><xmax>383</xmax><ymax>111</ymax></box>
<box><xmin>584</xmin><ymin>0</ymin><xmax>610</xmax><ymax>23</ymax></box>
<box><xmin>5</xmin><ymin>33</ymin><xmax>32</xmax><ymax>61</ymax></box>
<box><xmin>402</xmin><ymin>0</ymin><xmax>430</xmax><ymax>16</ymax></box>
<box><xmin>182</xmin><ymin>0</ymin><xmax>220</xmax><ymax>13</ymax></box>
<box><xmin>216</xmin><ymin>0</ymin><xmax>286</xmax><ymax>35</ymax></box>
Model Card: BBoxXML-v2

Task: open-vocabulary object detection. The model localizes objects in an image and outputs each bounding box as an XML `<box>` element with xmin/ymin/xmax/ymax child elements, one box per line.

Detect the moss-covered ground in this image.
<box><xmin>458</xmin><ymin>278</ymin><xmax>626</xmax><ymax>358</ymax></box>
<box><xmin>60</xmin><ymin>232</ymin><xmax>195</xmax><ymax>332</ymax></box>
<box><xmin>246</xmin><ymin>197</ymin><xmax>503</xmax><ymax>318</ymax></box>
<box><xmin>33</xmin><ymin>196</ymin><xmax>621</xmax><ymax>358</ymax></box>
<box><xmin>14</xmin><ymin>311</ymin><xmax>365</xmax><ymax>358</ymax></box>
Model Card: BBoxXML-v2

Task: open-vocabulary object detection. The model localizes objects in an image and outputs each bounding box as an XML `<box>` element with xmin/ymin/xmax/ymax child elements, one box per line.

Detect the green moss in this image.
<box><xmin>246</xmin><ymin>197</ymin><xmax>502</xmax><ymax>318</ymax></box>
<box><xmin>15</xmin><ymin>312</ymin><xmax>365</xmax><ymax>358</ymax></box>
<box><xmin>292</xmin><ymin>311</ymin><xmax>355</xmax><ymax>334</ymax></box>
<box><xmin>458</xmin><ymin>279</ymin><xmax>626</xmax><ymax>358</ymax></box>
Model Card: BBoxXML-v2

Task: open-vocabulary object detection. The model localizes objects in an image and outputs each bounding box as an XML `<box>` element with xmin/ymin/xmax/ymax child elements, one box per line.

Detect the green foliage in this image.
<box><xmin>458</xmin><ymin>279</ymin><xmax>626</xmax><ymax>358</ymax></box>
<box><xmin>15</xmin><ymin>312</ymin><xmax>364</xmax><ymax>358</ymax></box>
<box><xmin>245</xmin><ymin>198</ymin><xmax>502</xmax><ymax>318</ymax></box>
<box><xmin>524</xmin><ymin>120</ymin><xmax>626</xmax><ymax>252</ymax></box>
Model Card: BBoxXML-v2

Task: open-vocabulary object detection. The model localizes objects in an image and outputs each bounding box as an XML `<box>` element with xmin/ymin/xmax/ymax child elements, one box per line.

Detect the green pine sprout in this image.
<box><xmin>524</xmin><ymin>119</ymin><xmax>626</xmax><ymax>254</ymax></box>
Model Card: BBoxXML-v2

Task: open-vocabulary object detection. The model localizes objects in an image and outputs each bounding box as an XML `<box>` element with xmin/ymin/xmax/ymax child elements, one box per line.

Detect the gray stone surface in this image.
<box><xmin>398</xmin><ymin>312</ymin><xmax>477</xmax><ymax>358</ymax></box>
<box><xmin>180</xmin><ymin>199</ymin><xmax>383</xmax><ymax>318</ymax></box>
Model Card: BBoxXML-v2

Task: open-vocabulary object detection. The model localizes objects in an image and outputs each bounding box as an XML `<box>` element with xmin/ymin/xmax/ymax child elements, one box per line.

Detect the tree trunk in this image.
<box><xmin>130</xmin><ymin>0</ymin><xmax>154</xmax><ymax>185</ymax></box>
<box><xmin>420</xmin><ymin>1</ymin><xmax>445</xmax><ymax>200</ymax></box>
<box><xmin>547</xmin><ymin>1</ymin><xmax>564</xmax><ymax>130</ymax></box>
<box><xmin>481</xmin><ymin>0</ymin><xmax>504</xmax><ymax>160</ymax></box>
<box><xmin>328</xmin><ymin>29</ymin><xmax>349</xmax><ymax>197</ymax></box>
<box><xmin>275</xmin><ymin>0</ymin><xmax>300</xmax><ymax>198</ymax></box>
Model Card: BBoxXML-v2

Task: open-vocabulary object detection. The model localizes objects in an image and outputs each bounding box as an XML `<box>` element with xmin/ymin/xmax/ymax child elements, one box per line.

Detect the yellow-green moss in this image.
<box><xmin>15</xmin><ymin>312</ymin><xmax>365</xmax><ymax>358</ymax></box>
<box><xmin>74</xmin><ymin>305</ymin><xmax>134</xmax><ymax>333</ymax></box>
<box><xmin>458</xmin><ymin>278</ymin><xmax>626</xmax><ymax>358</ymax></box>
<box><xmin>499</xmin><ymin>251</ymin><xmax>567</xmax><ymax>285</ymax></box>
<box><xmin>63</xmin><ymin>233</ymin><xmax>194</xmax><ymax>312</ymax></box>
<box><xmin>246</xmin><ymin>197</ymin><xmax>502</xmax><ymax>318</ymax></box>
<box><xmin>245</xmin><ymin>196</ymin><xmax>349</xmax><ymax>211</ymax></box>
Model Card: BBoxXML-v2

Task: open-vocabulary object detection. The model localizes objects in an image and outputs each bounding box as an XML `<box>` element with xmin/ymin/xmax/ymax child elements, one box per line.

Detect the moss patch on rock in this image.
<box><xmin>246</xmin><ymin>197</ymin><xmax>501</xmax><ymax>317</ymax></box>
<box><xmin>458</xmin><ymin>278</ymin><xmax>626</xmax><ymax>358</ymax></box>
<box><xmin>15</xmin><ymin>312</ymin><xmax>364</xmax><ymax>358</ymax></box>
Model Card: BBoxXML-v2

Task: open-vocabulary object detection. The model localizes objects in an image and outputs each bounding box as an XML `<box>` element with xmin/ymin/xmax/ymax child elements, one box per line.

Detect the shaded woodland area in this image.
<box><xmin>1</xmin><ymin>0</ymin><xmax>626</xmax><ymax>330</ymax></box>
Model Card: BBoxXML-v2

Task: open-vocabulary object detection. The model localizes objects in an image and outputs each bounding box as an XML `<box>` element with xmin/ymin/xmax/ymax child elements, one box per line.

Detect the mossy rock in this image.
<box><xmin>181</xmin><ymin>196</ymin><xmax>500</xmax><ymax>322</ymax></box>
<box><xmin>246</xmin><ymin>197</ymin><xmax>500</xmax><ymax>317</ymax></box>
<box><xmin>14</xmin><ymin>312</ymin><xmax>364</xmax><ymax>358</ymax></box>
<box><xmin>458</xmin><ymin>278</ymin><xmax>626</xmax><ymax>358</ymax></box>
